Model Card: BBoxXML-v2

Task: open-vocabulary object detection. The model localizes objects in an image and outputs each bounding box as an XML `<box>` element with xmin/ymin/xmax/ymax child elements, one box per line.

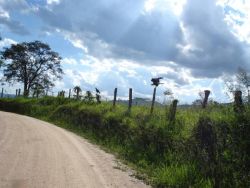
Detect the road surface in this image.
<box><xmin>0</xmin><ymin>111</ymin><xmax>149</xmax><ymax>188</ymax></box>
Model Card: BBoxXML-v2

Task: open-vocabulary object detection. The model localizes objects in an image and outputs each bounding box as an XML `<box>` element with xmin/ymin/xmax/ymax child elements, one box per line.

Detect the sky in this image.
<box><xmin>0</xmin><ymin>0</ymin><xmax>250</xmax><ymax>103</ymax></box>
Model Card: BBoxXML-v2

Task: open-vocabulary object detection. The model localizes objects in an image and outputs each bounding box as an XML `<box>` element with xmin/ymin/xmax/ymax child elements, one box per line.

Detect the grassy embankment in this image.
<box><xmin>0</xmin><ymin>97</ymin><xmax>249</xmax><ymax>187</ymax></box>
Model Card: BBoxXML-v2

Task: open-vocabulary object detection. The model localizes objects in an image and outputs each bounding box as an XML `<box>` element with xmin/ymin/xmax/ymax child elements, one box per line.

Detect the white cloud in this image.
<box><xmin>58</xmin><ymin>55</ymin><xmax>204</xmax><ymax>103</ymax></box>
<box><xmin>0</xmin><ymin>38</ymin><xmax>17</xmax><ymax>49</ymax></box>
<box><xmin>62</xmin><ymin>58</ymin><xmax>78</xmax><ymax>65</ymax></box>
<box><xmin>143</xmin><ymin>0</ymin><xmax>186</xmax><ymax>16</ymax></box>
<box><xmin>0</xmin><ymin>7</ymin><xmax>9</xmax><ymax>19</ymax></box>
<box><xmin>0</xmin><ymin>1</ymin><xmax>30</xmax><ymax>35</ymax></box>
<box><xmin>218</xmin><ymin>0</ymin><xmax>250</xmax><ymax>43</ymax></box>
<box><xmin>144</xmin><ymin>0</ymin><xmax>156</xmax><ymax>12</ymax></box>
<box><xmin>63</xmin><ymin>33</ymin><xmax>88</xmax><ymax>53</ymax></box>
<box><xmin>63</xmin><ymin>69</ymin><xmax>82</xmax><ymax>86</ymax></box>
<box><xmin>47</xmin><ymin>0</ymin><xmax>60</xmax><ymax>5</ymax></box>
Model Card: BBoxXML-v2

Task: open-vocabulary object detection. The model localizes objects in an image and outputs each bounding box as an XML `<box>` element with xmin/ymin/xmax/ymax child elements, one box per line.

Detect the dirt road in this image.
<box><xmin>0</xmin><ymin>111</ymin><xmax>149</xmax><ymax>188</ymax></box>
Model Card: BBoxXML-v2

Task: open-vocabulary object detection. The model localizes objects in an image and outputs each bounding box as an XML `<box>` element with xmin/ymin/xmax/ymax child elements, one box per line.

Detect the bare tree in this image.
<box><xmin>163</xmin><ymin>88</ymin><xmax>173</xmax><ymax>105</ymax></box>
<box><xmin>237</xmin><ymin>68</ymin><xmax>250</xmax><ymax>102</ymax></box>
<box><xmin>224</xmin><ymin>67</ymin><xmax>250</xmax><ymax>103</ymax></box>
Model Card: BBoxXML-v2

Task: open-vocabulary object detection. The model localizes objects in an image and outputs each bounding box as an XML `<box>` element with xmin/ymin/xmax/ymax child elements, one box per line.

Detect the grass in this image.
<box><xmin>0</xmin><ymin>96</ymin><xmax>249</xmax><ymax>187</ymax></box>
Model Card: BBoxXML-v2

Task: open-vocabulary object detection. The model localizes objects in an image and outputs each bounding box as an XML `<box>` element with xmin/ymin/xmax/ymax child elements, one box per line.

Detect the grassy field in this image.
<box><xmin>0</xmin><ymin>97</ymin><xmax>249</xmax><ymax>187</ymax></box>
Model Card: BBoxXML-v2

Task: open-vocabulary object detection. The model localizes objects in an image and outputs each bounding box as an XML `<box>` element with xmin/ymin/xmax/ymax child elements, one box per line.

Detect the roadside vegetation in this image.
<box><xmin>0</xmin><ymin>97</ymin><xmax>249</xmax><ymax>187</ymax></box>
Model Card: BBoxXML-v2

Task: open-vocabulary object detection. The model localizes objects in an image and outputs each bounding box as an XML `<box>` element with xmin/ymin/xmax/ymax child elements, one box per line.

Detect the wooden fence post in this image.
<box><xmin>96</xmin><ymin>94</ymin><xmax>101</xmax><ymax>104</ymax></box>
<box><xmin>16</xmin><ymin>89</ymin><xmax>18</xmax><ymax>97</ymax></box>
<box><xmin>18</xmin><ymin>89</ymin><xmax>21</xmax><ymax>97</ymax></box>
<box><xmin>168</xmin><ymin>99</ymin><xmax>178</xmax><ymax>122</ymax></box>
<box><xmin>68</xmin><ymin>89</ymin><xmax>71</xmax><ymax>99</ymax></box>
<box><xmin>234</xmin><ymin>90</ymin><xmax>244</xmax><ymax>113</ymax></box>
<box><xmin>113</xmin><ymin>88</ymin><xmax>117</xmax><ymax>108</ymax></box>
<box><xmin>1</xmin><ymin>88</ymin><xmax>3</xmax><ymax>98</ymax></box>
<box><xmin>202</xmin><ymin>90</ymin><xmax>210</xmax><ymax>108</ymax></box>
<box><xmin>150</xmin><ymin>87</ymin><xmax>157</xmax><ymax>114</ymax></box>
<box><xmin>128</xmin><ymin>88</ymin><xmax>132</xmax><ymax>112</ymax></box>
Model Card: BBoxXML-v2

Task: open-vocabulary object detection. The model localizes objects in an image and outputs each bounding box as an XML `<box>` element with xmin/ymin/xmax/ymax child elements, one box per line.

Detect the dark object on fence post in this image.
<box><xmin>234</xmin><ymin>90</ymin><xmax>244</xmax><ymax>113</ymax></box>
<box><xmin>95</xmin><ymin>88</ymin><xmax>101</xmax><ymax>104</ymax></box>
<box><xmin>150</xmin><ymin>87</ymin><xmax>156</xmax><ymax>114</ymax></box>
<box><xmin>113</xmin><ymin>88</ymin><xmax>117</xmax><ymax>107</ymax></box>
<box><xmin>150</xmin><ymin>77</ymin><xmax>163</xmax><ymax>114</ymax></box>
<box><xmin>202</xmin><ymin>90</ymin><xmax>210</xmax><ymax>108</ymax></box>
<box><xmin>1</xmin><ymin>88</ymin><xmax>3</xmax><ymax>98</ymax></box>
<box><xmin>128</xmin><ymin>88</ymin><xmax>132</xmax><ymax>112</ymax></box>
<box><xmin>151</xmin><ymin>77</ymin><xmax>163</xmax><ymax>87</ymax></box>
<box><xmin>168</xmin><ymin>99</ymin><xmax>178</xmax><ymax>121</ymax></box>
<box><xmin>68</xmin><ymin>89</ymin><xmax>71</xmax><ymax>99</ymax></box>
<box><xmin>18</xmin><ymin>89</ymin><xmax>21</xmax><ymax>96</ymax></box>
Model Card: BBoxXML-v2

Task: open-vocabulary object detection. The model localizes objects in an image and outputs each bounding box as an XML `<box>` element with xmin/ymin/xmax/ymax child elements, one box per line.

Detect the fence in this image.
<box><xmin>1</xmin><ymin>86</ymin><xmax>246</xmax><ymax>122</ymax></box>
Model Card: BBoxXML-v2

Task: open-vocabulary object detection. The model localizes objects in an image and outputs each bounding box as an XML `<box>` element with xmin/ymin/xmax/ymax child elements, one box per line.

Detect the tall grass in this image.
<box><xmin>0</xmin><ymin>97</ymin><xmax>249</xmax><ymax>187</ymax></box>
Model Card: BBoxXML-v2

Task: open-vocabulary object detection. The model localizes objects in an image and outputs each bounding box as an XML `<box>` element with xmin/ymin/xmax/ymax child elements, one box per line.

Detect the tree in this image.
<box><xmin>224</xmin><ymin>67</ymin><xmax>250</xmax><ymax>103</ymax></box>
<box><xmin>0</xmin><ymin>41</ymin><xmax>63</xmax><ymax>97</ymax></box>
<box><xmin>0</xmin><ymin>59</ymin><xmax>3</xmax><ymax>68</ymax></box>
<box><xmin>236</xmin><ymin>68</ymin><xmax>250</xmax><ymax>102</ymax></box>
<box><xmin>163</xmin><ymin>88</ymin><xmax>173</xmax><ymax>105</ymax></box>
<box><xmin>73</xmin><ymin>86</ymin><xmax>82</xmax><ymax>99</ymax></box>
<box><xmin>0</xmin><ymin>60</ymin><xmax>4</xmax><ymax>83</ymax></box>
<box><xmin>58</xmin><ymin>90</ymin><xmax>65</xmax><ymax>98</ymax></box>
<box><xmin>84</xmin><ymin>91</ymin><xmax>94</xmax><ymax>103</ymax></box>
<box><xmin>31</xmin><ymin>83</ymin><xmax>45</xmax><ymax>98</ymax></box>
<box><xmin>0</xmin><ymin>36</ymin><xmax>4</xmax><ymax>78</ymax></box>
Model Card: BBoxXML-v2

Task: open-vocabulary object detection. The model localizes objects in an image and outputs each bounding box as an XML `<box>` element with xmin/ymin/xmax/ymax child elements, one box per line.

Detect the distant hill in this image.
<box><xmin>112</xmin><ymin>97</ymin><xmax>163</xmax><ymax>106</ymax></box>
<box><xmin>1</xmin><ymin>94</ymin><xmax>16</xmax><ymax>98</ymax></box>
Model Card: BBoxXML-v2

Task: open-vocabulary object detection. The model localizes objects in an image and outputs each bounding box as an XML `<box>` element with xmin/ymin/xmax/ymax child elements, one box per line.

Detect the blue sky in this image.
<box><xmin>0</xmin><ymin>0</ymin><xmax>250</xmax><ymax>103</ymax></box>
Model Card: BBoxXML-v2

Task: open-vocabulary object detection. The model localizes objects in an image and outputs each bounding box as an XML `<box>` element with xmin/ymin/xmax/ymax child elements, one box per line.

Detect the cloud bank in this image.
<box><xmin>1</xmin><ymin>0</ymin><xmax>250</xmax><ymax>103</ymax></box>
<box><xmin>32</xmin><ymin>0</ymin><xmax>250</xmax><ymax>77</ymax></box>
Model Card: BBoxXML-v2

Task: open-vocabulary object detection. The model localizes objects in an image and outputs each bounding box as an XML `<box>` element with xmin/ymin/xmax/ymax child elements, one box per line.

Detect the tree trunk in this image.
<box><xmin>1</xmin><ymin>88</ymin><xmax>3</xmax><ymax>98</ymax></box>
<box><xmin>23</xmin><ymin>82</ymin><xmax>29</xmax><ymax>97</ymax></box>
<box><xmin>36</xmin><ymin>89</ymin><xmax>39</xmax><ymax>98</ymax></box>
<box><xmin>248</xmin><ymin>86</ymin><xmax>250</xmax><ymax>104</ymax></box>
<box><xmin>23</xmin><ymin>65</ymin><xmax>29</xmax><ymax>97</ymax></box>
